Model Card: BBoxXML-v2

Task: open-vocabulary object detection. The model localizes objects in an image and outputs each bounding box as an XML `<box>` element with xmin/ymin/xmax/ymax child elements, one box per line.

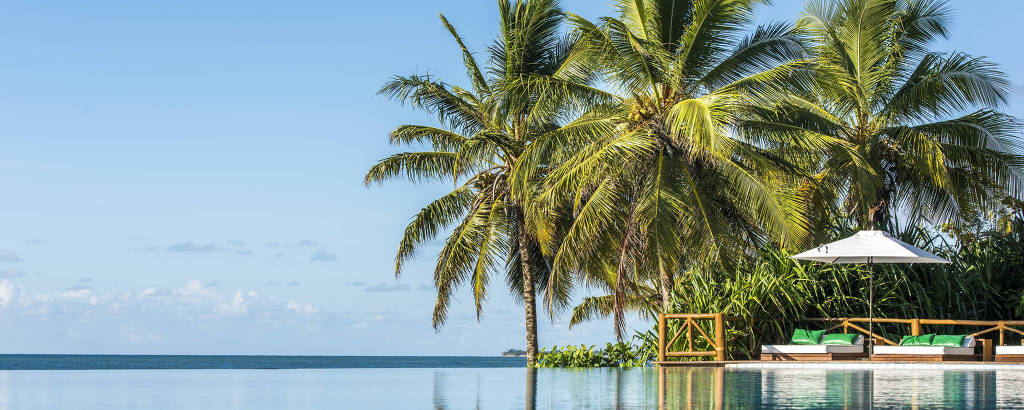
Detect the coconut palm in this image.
<box><xmin>366</xmin><ymin>0</ymin><xmax>611</xmax><ymax>365</ymax></box>
<box><xmin>521</xmin><ymin>0</ymin><xmax>814</xmax><ymax>339</ymax></box>
<box><xmin>743</xmin><ymin>0</ymin><xmax>1024</xmax><ymax>233</ymax></box>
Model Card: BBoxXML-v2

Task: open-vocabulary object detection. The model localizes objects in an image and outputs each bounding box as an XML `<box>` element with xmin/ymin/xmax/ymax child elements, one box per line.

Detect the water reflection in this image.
<box><xmin>431</xmin><ymin>367</ymin><xmax>1024</xmax><ymax>409</ymax></box>
<box><xmin>525</xmin><ymin>367</ymin><xmax>536</xmax><ymax>410</ymax></box>
<box><xmin>0</xmin><ymin>367</ymin><xmax>1020</xmax><ymax>408</ymax></box>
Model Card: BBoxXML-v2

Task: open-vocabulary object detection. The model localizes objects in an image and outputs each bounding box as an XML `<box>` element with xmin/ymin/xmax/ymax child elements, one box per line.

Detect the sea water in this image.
<box><xmin>0</xmin><ymin>356</ymin><xmax>1020</xmax><ymax>408</ymax></box>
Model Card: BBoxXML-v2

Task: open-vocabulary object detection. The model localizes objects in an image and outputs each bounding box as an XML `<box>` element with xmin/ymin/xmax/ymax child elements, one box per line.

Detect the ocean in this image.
<box><xmin>0</xmin><ymin>354</ymin><xmax>526</xmax><ymax>370</ymax></box>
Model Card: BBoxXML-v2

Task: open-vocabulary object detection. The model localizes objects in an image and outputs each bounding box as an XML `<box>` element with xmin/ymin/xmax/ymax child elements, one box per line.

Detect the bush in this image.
<box><xmin>535</xmin><ymin>333</ymin><xmax>658</xmax><ymax>368</ymax></box>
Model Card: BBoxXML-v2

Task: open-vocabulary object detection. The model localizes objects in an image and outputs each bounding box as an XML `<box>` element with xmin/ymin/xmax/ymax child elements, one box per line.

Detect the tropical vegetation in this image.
<box><xmin>645</xmin><ymin>218</ymin><xmax>1024</xmax><ymax>361</ymax></box>
<box><xmin>369</xmin><ymin>0</ymin><xmax>1023</xmax><ymax>368</ymax></box>
<box><xmin>534</xmin><ymin>336</ymin><xmax>658</xmax><ymax>367</ymax></box>
<box><xmin>526</xmin><ymin>0</ymin><xmax>812</xmax><ymax>342</ymax></box>
<box><xmin>747</xmin><ymin>0</ymin><xmax>1022</xmax><ymax>235</ymax></box>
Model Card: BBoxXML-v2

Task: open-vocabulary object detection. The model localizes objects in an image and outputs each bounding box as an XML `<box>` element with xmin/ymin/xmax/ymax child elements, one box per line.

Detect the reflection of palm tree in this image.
<box><xmin>432</xmin><ymin>371</ymin><xmax>446</xmax><ymax>410</ymax></box>
<box><xmin>525</xmin><ymin>368</ymin><xmax>537</xmax><ymax>410</ymax></box>
<box><xmin>614</xmin><ymin>369</ymin><xmax>623</xmax><ymax>410</ymax></box>
<box><xmin>474</xmin><ymin>372</ymin><xmax>482</xmax><ymax>410</ymax></box>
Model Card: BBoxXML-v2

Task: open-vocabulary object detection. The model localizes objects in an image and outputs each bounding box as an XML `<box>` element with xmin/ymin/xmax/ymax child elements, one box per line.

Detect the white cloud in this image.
<box><xmin>265</xmin><ymin>240</ymin><xmax>320</xmax><ymax>248</ymax></box>
<box><xmin>214</xmin><ymin>290</ymin><xmax>251</xmax><ymax>316</ymax></box>
<box><xmin>0</xmin><ymin>250</ymin><xmax>21</xmax><ymax>262</ymax></box>
<box><xmin>309</xmin><ymin>249</ymin><xmax>338</xmax><ymax>262</ymax></box>
<box><xmin>60</xmin><ymin>288</ymin><xmax>99</xmax><ymax>305</ymax></box>
<box><xmin>365</xmin><ymin>283</ymin><xmax>410</xmax><ymax>292</ymax></box>
<box><xmin>0</xmin><ymin>268</ymin><xmax>25</xmax><ymax>279</ymax></box>
<box><xmin>155</xmin><ymin>241</ymin><xmax>253</xmax><ymax>255</ymax></box>
<box><xmin>0</xmin><ymin>280</ymin><xmax>15</xmax><ymax>307</ymax></box>
<box><xmin>286</xmin><ymin>300</ymin><xmax>319</xmax><ymax>315</ymax></box>
<box><xmin>0</xmin><ymin>279</ymin><xmax>318</xmax><ymax>322</ymax></box>
<box><xmin>166</xmin><ymin>242</ymin><xmax>226</xmax><ymax>252</ymax></box>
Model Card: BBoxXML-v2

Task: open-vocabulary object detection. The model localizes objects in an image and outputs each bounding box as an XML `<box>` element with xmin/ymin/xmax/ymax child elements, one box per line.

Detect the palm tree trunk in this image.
<box><xmin>867</xmin><ymin>190</ymin><xmax>891</xmax><ymax>230</ymax></box>
<box><xmin>658</xmin><ymin>258</ymin><xmax>672</xmax><ymax>312</ymax></box>
<box><xmin>515</xmin><ymin>207</ymin><xmax>539</xmax><ymax>367</ymax></box>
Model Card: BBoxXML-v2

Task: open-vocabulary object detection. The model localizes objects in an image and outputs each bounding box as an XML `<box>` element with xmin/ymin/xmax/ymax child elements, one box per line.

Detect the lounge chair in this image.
<box><xmin>871</xmin><ymin>335</ymin><xmax>977</xmax><ymax>362</ymax></box>
<box><xmin>995</xmin><ymin>345</ymin><xmax>1024</xmax><ymax>362</ymax></box>
<box><xmin>761</xmin><ymin>333</ymin><xmax>867</xmax><ymax>361</ymax></box>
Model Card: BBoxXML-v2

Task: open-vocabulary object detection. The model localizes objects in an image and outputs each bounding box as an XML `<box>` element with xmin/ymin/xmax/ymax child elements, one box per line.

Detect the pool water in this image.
<box><xmin>0</xmin><ymin>367</ymin><xmax>1020</xmax><ymax>408</ymax></box>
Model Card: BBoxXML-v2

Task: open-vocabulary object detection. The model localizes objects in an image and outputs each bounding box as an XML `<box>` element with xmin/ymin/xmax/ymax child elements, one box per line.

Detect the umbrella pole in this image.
<box><xmin>868</xmin><ymin>258</ymin><xmax>874</xmax><ymax>357</ymax></box>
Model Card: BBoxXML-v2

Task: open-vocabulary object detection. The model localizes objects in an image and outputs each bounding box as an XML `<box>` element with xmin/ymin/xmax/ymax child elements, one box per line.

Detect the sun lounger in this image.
<box><xmin>871</xmin><ymin>336</ymin><xmax>977</xmax><ymax>362</ymax></box>
<box><xmin>761</xmin><ymin>335</ymin><xmax>867</xmax><ymax>361</ymax></box>
<box><xmin>995</xmin><ymin>345</ymin><xmax>1024</xmax><ymax>362</ymax></box>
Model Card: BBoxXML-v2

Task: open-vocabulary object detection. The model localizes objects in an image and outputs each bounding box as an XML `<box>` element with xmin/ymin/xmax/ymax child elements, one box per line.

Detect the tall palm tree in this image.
<box><xmin>521</xmin><ymin>0</ymin><xmax>813</xmax><ymax>339</ymax></box>
<box><xmin>366</xmin><ymin>0</ymin><xmax>611</xmax><ymax>365</ymax></box>
<box><xmin>744</xmin><ymin>0</ymin><xmax>1024</xmax><ymax>233</ymax></box>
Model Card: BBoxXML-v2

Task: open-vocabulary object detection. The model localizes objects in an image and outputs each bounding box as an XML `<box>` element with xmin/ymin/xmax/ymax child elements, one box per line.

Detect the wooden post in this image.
<box><xmin>658</xmin><ymin>313</ymin><xmax>667</xmax><ymax>363</ymax></box>
<box><xmin>999</xmin><ymin>322</ymin><xmax>1005</xmax><ymax>346</ymax></box>
<box><xmin>980</xmin><ymin>339</ymin><xmax>994</xmax><ymax>362</ymax></box>
<box><xmin>713</xmin><ymin>313</ymin><xmax>726</xmax><ymax>361</ymax></box>
<box><xmin>910</xmin><ymin>319</ymin><xmax>921</xmax><ymax>336</ymax></box>
<box><xmin>686</xmin><ymin>319</ymin><xmax>693</xmax><ymax>352</ymax></box>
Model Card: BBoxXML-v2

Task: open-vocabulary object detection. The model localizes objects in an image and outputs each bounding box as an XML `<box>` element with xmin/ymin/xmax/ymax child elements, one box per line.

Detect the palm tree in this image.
<box><xmin>366</xmin><ymin>0</ymin><xmax>611</xmax><ymax>365</ymax></box>
<box><xmin>522</xmin><ymin>0</ymin><xmax>813</xmax><ymax>339</ymax></box>
<box><xmin>744</xmin><ymin>0</ymin><xmax>1024</xmax><ymax>233</ymax></box>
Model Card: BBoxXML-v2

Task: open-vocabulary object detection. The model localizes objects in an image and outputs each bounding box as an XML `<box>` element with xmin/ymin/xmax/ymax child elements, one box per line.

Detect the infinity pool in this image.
<box><xmin>0</xmin><ymin>367</ymin><xmax>1020</xmax><ymax>408</ymax></box>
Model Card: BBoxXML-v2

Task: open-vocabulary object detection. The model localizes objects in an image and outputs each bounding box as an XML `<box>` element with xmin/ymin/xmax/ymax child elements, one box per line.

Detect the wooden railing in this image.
<box><xmin>657</xmin><ymin>313</ymin><xmax>750</xmax><ymax>362</ymax></box>
<box><xmin>657</xmin><ymin>313</ymin><xmax>1024</xmax><ymax>363</ymax></box>
<box><xmin>800</xmin><ymin>317</ymin><xmax>1024</xmax><ymax>346</ymax></box>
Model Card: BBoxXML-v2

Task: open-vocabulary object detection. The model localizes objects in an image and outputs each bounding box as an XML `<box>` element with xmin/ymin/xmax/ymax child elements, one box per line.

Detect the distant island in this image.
<box><xmin>501</xmin><ymin>349</ymin><xmax>526</xmax><ymax>357</ymax></box>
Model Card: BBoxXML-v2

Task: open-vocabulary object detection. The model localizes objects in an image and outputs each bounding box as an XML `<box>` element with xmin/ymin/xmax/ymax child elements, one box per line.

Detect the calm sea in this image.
<box><xmin>0</xmin><ymin>354</ymin><xmax>525</xmax><ymax>370</ymax></box>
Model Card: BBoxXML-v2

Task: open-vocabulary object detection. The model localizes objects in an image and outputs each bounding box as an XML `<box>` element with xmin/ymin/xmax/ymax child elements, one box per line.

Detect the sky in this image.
<box><xmin>0</xmin><ymin>0</ymin><xmax>1021</xmax><ymax>355</ymax></box>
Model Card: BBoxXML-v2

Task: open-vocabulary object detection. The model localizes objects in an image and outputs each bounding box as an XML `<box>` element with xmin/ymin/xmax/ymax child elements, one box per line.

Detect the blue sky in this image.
<box><xmin>0</xmin><ymin>0</ymin><xmax>1021</xmax><ymax>355</ymax></box>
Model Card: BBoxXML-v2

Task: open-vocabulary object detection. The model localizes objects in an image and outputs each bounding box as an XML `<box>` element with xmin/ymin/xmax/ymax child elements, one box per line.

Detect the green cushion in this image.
<box><xmin>900</xmin><ymin>334</ymin><xmax>936</xmax><ymax>346</ymax></box>
<box><xmin>931</xmin><ymin>335</ymin><xmax>966</xmax><ymax>347</ymax></box>
<box><xmin>790</xmin><ymin>329</ymin><xmax>826</xmax><ymax>345</ymax></box>
<box><xmin>821</xmin><ymin>333</ymin><xmax>859</xmax><ymax>345</ymax></box>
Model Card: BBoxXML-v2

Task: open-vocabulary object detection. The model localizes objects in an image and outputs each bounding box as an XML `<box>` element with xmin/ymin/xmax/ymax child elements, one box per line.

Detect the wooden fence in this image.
<box><xmin>657</xmin><ymin>313</ymin><xmax>1024</xmax><ymax>362</ymax></box>
<box><xmin>657</xmin><ymin>313</ymin><xmax>751</xmax><ymax>361</ymax></box>
<box><xmin>800</xmin><ymin>317</ymin><xmax>1024</xmax><ymax>346</ymax></box>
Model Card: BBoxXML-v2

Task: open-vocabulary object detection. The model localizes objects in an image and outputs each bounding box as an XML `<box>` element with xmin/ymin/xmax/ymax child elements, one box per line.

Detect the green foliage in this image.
<box><xmin>536</xmin><ymin>0</ymin><xmax>815</xmax><ymax>342</ymax></box>
<box><xmin>745</xmin><ymin>0</ymin><xmax>1024</xmax><ymax>233</ymax></box>
<box><xmin>535</xmin><ymin>333</ymin><xmax>658</xmax><ymax>367</ymax></box>
<box><xmin>567</xmin><ymin>219</ymin><xmax>1024</xmax><ymax>360</ymax></box>
<box><xmin>664</xmin><ymin>221</ymin><xmax>1024</xmax><ymax>358</ymax></box>
<box><xmin>374</xmin><ymin>0</ymin><xmax>1024</xmax><ymax>367</ymax></box>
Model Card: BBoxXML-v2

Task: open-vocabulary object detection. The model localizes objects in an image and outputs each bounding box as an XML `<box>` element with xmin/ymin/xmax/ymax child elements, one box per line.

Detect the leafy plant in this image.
<box><xmin>535</xmin><ymin>332</ymin><xmax>657</xmax><ymax>367</ymax></box>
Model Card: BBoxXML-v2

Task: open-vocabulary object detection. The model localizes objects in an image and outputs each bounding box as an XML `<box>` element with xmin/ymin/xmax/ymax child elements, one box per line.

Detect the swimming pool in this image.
<box><xmin>0</xmin><ymin>366</ymin><xmax>1019</xmax><ymax>408</ymax></box>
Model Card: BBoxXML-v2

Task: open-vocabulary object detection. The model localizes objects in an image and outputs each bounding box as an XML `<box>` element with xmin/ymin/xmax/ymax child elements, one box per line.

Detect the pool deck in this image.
<box><xmin>654</xmin><ymin>360</ymin><xmax>1024</xmax><ymax>370</ymax></box>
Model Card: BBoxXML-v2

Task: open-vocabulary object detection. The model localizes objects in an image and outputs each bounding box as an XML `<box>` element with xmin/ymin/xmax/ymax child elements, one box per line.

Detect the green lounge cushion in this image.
<box><xmin>900</xmin><ymin>334</ymin><xmax>936</xmax><ymax>346</ymax></box>
<box><xmin>931</xmin><ymin>334</ymin><xmax>966</xmax><ymax>347</ymax></box>
<box><xmin>790</xmin><ymin>329</ymin><xmax>826</xmax><ymax>345</ymax></box>
<box><xmin>822</xmin><ymin>333</ymin><xmax>859</xmax><ymax>345</ymax></box>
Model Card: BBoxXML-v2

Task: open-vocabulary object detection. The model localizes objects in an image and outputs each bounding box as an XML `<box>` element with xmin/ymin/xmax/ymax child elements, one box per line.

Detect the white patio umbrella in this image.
<box><xmin>792</xmin><ymin>230</ymin><xmax>950</xmax><ymax>352</ymax></box>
